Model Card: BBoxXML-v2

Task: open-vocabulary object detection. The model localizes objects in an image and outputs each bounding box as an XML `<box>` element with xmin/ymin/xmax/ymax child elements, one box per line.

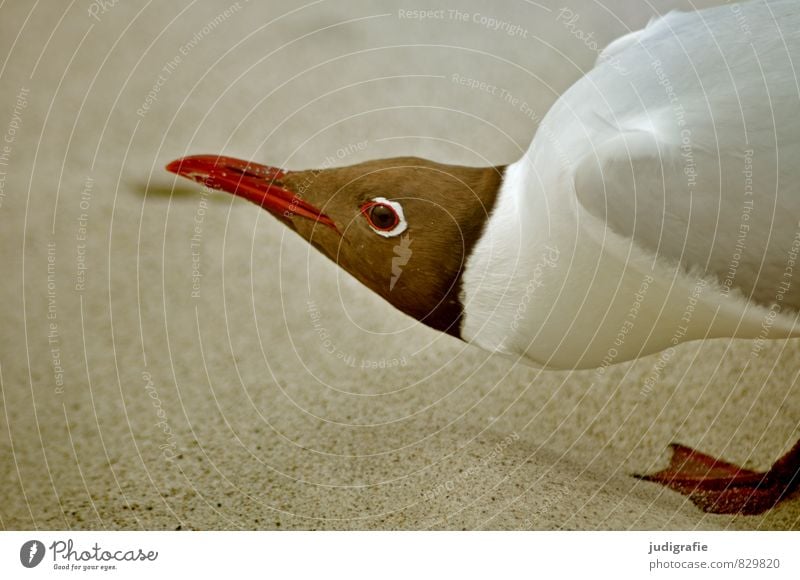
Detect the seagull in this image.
<box><xmin>167</xmin><ymin>0</ymin><xmax>800</xmax><ymax>515</ymax></box>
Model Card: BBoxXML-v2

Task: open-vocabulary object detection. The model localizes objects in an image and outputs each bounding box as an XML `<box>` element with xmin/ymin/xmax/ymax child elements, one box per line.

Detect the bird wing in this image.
<box><xmin>571</xmin><ymin>118</ymin><xmax>800</xmax><ymax>310</ymax></box>
<box><xmin>568</xmin><ymin>0</ymin><xmax>800</xmax><ymax>310</ymax></box>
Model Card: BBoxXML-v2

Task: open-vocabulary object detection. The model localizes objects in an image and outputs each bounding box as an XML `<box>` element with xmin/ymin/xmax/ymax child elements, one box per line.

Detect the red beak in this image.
<box><xmin>165</xmin><ymin>155</ymin><xmax>337</xmax><ymax>230</ymax></box>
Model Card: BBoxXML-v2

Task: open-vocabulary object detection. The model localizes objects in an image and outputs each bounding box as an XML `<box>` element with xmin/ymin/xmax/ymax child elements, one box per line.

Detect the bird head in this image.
<box><xmin>166</xmin><ymin>154</ymin><xmax>503</xmax><ymax>337</ymax></box>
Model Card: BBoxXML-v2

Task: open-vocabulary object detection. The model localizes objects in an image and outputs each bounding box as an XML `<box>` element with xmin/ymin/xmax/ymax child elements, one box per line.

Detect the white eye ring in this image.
<box><xmin>362</xmin><ymin>197</ymin><xmax>407</xmax><ymax>238</ymax></box>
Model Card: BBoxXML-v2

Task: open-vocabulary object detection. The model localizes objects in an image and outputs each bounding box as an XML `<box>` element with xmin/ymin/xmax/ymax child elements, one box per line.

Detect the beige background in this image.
<box><xmin>1</xmin><ymin>0</ymin><xmax>798</xmax><ymax>530</ymax></box>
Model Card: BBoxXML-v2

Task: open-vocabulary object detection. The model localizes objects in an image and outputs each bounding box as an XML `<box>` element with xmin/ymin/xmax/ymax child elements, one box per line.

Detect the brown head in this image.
<box><xmin>166</xmin><ymin>154</ymin><xmax>504</xmax><ymax>337</ymax></box>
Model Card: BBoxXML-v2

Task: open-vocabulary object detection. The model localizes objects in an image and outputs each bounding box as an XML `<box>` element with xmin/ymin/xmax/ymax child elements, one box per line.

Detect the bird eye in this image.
<box><xmin>361</xmin><ymin>197</ymin><xmax>407</xmax><ymax>237</ymax></box>
<box><xmin>369</xmin><ymin>204</ymin><xmax>397</xmax><ymax>229</ymax></box>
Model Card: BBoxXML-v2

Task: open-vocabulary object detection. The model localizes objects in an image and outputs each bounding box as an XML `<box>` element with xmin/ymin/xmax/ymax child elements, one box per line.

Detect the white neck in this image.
<box><xmin>459</xmin><ymin>158</ymin><xmax>799</xmax><ymax>370</ymax></box>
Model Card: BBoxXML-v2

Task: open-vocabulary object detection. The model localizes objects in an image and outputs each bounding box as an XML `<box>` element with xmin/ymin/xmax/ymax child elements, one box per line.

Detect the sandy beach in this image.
<box><xmin>1</xmin><ymin>0</ymin><xmax>798</xmax><ymax>530</ymax></box>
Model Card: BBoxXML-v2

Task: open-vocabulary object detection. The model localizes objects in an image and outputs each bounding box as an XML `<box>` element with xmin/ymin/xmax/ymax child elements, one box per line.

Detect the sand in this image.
<box><xmin>1</xmin><ymin>0</ymin><xmax>798</xmax><ymax>530</ymax></box>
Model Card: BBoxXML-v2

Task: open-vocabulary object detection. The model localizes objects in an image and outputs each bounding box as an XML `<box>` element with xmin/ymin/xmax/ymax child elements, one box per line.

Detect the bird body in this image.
<box><xmin>462</xmin><ymin>0</ymin><xmax>800</xmax><ymax>369</ymax></box>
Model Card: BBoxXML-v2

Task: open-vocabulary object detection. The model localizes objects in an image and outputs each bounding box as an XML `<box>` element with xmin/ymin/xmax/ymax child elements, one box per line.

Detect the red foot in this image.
<box><xmin>635</xmin><ymin>442</ymin><xmax>800</xmax><ymax>515</ymax></box>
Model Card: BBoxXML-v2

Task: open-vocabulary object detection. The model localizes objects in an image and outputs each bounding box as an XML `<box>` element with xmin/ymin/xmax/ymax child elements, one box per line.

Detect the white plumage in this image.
<box><xmin>461</xmin><ymin>0</ymin><xmax>800</xmax><ymax>369</ymax></box>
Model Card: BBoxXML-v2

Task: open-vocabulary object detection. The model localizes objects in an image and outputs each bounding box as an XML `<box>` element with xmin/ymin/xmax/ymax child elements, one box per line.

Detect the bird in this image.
<box><xmin>167</xmin><ymin>0</ymin><xmax>800</xmax><ymax>515</ymax></box>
